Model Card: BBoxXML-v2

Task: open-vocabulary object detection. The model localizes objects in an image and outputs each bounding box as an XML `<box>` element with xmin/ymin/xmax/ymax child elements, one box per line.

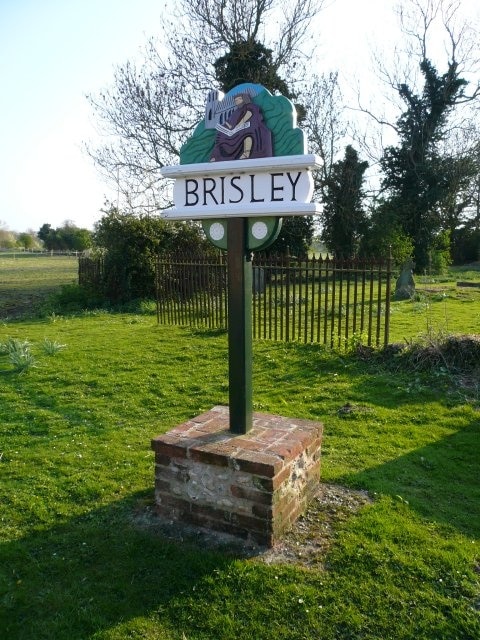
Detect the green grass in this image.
<box><xmin>388</xmin><ymin>268</ymin><xmax>480</xmax><ymax>342</ymax></box>
<box><xmin>0</xmin><ymin>253</ymin><xmax>78</xmax><ymax>318</ymax></box>
<box><xmin>0</xmin><ymin>260</ymin><xmax>479</xmax><ymax>638</ymax></box>
<box><xmin>1</xmin><ymin>314</ymin><xmax>479</xmax><ymax>639</ymax></box>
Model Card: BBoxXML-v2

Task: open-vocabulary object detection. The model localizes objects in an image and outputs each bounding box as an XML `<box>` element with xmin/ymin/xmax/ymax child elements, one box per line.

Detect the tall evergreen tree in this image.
<box><xmin>380</xmin><ymin>59</ymin><xmax>469</xmax><ymax>271</ymax></box>
<box><xmin>321</xmin><ymin>145</ymin><xmax>368</xmax><ymax>257</ymax></box>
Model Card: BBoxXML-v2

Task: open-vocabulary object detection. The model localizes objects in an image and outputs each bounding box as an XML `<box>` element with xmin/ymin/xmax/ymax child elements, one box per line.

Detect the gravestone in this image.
<box><xmin>395</xmin><ymin>259</ymin><xmax>416</xmax><ymax>300</ymax></box>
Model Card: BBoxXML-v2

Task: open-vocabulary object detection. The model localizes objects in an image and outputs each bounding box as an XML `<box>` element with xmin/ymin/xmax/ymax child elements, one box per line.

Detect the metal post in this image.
<box><xmin>227</xmin><ymin>218</ymin><xmax>253</xmax><ymax>433</ymax></box>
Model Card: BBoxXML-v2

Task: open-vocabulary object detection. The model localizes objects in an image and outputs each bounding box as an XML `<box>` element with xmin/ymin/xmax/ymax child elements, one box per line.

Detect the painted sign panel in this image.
<box><xmin>161</xmin><ymin>155</ymin><xmax>321</xmax><ymax>220</ymax></box>
<box><xmin>160</xmin><ymin>83</ymin><xmax>321</xmax><ymax>248</ymax></box>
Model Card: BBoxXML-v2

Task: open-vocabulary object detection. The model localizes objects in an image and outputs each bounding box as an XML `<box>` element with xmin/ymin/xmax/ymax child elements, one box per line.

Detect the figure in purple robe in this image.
<box><xmin>210</xmin><ymin>93</ymin><xmax>273</xmax><ymax>162</ymax></box>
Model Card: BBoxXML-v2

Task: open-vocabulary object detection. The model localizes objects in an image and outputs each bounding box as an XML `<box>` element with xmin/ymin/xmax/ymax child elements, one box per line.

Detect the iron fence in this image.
<box><xmin>156</xmin><ymin>251</ymin><xmax>392</xmax><ymax>348</ymax></box>
<box><xmin>78</xmin><ymin>256</ymin><xmax>104</xmax><ymax>288</ymax></box>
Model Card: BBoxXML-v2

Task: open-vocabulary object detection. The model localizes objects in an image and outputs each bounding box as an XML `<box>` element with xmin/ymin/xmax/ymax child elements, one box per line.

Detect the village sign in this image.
<box><xmin>159</xmin><ymin>83</ymin><xmax>321</xmax><ymax>432</ymax></box>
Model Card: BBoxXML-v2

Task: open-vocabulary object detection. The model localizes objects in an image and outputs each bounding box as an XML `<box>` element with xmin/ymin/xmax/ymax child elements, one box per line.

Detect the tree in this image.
<box><xmin>86</xmin><ymin>0</ymin><xmax>337</xmax><ymax>214</ymax></box>
<box><xmin>266</xmin><ymin>216</ymin><xmax>314</xmax><ymax>257</ymax></box>
<box><xmin>214</xmin><ymin>39</ymin><xmax>290</xmax><ymax>97</ymax></box>
<box><xmin>93</xmin><ymin>208</ymin><xmax>210</xmax><ymax>302</ymax></box>
<box><xmin>360</xmin><ymin>199</ymin><xmax>415</xmax><ymax>265</ymax></box>
<box><xmin>37</xmin><ymin>223</ymin><xmax>54</xmax><ymax>248</ymax></box>
<box><xmin>17</xmin><ymin>231</ymin><xmax>42</xmax><ymax>251</ymax></box>
<box><xmin>0</xmin><ymin>228</ymin><xmax>16</xmax><ymax>249</ymax></box>
<box><xmin>380</xmin><ymin>57</ymin><xmax>470</xmax><ymax>270</ymax></box>
<box><xmin>37</xmin><ymin>222</ymin><xmax>93</xmax><ymax>251</ymax></box>
<box><xmin>321</xmin><ymin>145</ymin><xmax>368</xmax><ymax>257</ymax></box>
<box><xmin>358</xmin><ymin>0</ymin><xmax>480</xmax><ymax>271</ymax></box>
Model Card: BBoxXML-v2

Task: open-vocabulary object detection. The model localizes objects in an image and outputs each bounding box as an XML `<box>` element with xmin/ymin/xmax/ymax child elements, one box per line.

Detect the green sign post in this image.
<box><xmin>160</xmin><ymin>83</ymin><xmax>321</xmax><ymax>434</ymax></box>
<box><xmin>227</xmin><ymin>217</ymin><xmax>253</xmax><ymax>433</ymax></box>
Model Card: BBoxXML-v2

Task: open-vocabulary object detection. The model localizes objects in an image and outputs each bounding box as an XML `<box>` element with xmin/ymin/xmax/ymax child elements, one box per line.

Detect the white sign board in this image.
<box><xmin>160</xmin><ymin>154</ymin><xmax>322</xmax><ymax>220</ymax></box>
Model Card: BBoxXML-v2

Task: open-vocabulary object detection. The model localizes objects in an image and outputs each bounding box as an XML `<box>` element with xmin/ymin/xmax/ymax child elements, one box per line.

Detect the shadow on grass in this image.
<box><xmin>338</xmin><ymin>419</ymin><xmax>480</xmax><ymax>539</ymax></box>
<box><xmin>0</xmin><ymin>491</ymin><xmax>235</xmax><ymax>640</ymax></box>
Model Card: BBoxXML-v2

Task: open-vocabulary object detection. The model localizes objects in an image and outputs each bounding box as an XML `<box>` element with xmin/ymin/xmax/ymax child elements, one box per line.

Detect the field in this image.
<box><xmin>0</xmin><ymin>255</ymin><xmax>479</xmax><ymax>639</ymax></box>
<box><xmin>0</xmin><ymin>253</ymin><xmax>78</xmax><ymax>318</ymax></box>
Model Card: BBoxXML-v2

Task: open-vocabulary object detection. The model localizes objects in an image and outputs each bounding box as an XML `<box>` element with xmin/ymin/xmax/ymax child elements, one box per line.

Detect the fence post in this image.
<box><xmin>384</xmin><ymin>249</ymin><xmax>392</xmax><ymax>346</ymax></box>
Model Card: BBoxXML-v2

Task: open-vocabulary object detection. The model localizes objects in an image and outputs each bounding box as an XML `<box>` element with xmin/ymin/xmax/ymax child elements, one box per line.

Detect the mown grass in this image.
<box><xmin>0</xmin><ymin>258</ymin><xmax>479</xmax><ymax>639</ymax></box>
<box><xmin>0</xmin><ymin>253</ymin><xmax>78</xmax><ymax>318</ymax></box>
<box><xmin>389</xmin><ymin>268</ymin><xmax>480</xmax><ymax>342</ymax></box>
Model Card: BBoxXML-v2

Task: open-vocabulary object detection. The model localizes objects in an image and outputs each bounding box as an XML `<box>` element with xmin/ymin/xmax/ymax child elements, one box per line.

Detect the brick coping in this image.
<box><xmin>151</xmin><ymin>406</ymin><xmax>322</xmax><ymax>479</ymax></box>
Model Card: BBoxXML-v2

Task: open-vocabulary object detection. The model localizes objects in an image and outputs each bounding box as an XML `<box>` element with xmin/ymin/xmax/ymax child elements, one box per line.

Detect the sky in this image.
<box><xmin>0</xmin><ymin>0</ymin><xmax>478</xmax><ymax>233</ymax></box>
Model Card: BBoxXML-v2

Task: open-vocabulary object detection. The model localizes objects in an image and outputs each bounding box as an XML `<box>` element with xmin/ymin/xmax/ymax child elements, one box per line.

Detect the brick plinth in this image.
<box><xmin>151</xmin><ymin>406</ymin><xmax>323</xmax><ymax>546</ymax></box>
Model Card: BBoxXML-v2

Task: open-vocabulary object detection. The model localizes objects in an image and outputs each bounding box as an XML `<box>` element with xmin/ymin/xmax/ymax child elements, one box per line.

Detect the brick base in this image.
<box><xmin>151</xmin><ymin>406</ymin><xmax>323</xmax><ymax>546</ymax></box>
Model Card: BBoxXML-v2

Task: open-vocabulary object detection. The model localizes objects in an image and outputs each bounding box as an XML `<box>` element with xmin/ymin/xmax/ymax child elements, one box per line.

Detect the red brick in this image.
<box><xmin>151</xmin><ymin>409</ymin><xmax>324</xmax><ymax>548</ymax></box>
<box><xmin>154</xmin><ymin>493</ymin><xmax>191</xmax><ymax>520</ymax></box>
<box><xmin>231</xmin><ymin>512</ymin><xmax>273</xmax><ymax>534</ymax></box>
<box><xmin>255</xmin><ymin>428</ymin><xmax>288</xmax><ymax>443</ymax></box>
<box><xmin>230</xmin><ymin>485</ymin><xmax>273</xmax><ymax>505</ymax></box>
<box><xmin>169</xmin><ymin>422</ymin><xmax>196</xmax><ymax>435</ymax></box>
<box><xmin>235</xmin><ymin>438</ymin><xmax>267</xmax><ymax>453</ymax></box>
<box><xmin>189</xmin><ymin>447</ymin><xmax>230</xmax><ymax>467</ymax></box>
<box><xmin>306</xmin><ymin>438</ymin><xmax>323</xmax><ymax>457</ymax></box>
<box><xmin>271</xmin><ymin>463</ymin><xmax>293</xmax><ymax>490</ymax></box>
<box><xmin>195</xmin><ymin>417</ymin><xmax>230</xmax><ymax>434</ymax></box>
<box><xmin>191</xmin><ymin>501</ymin><xmax>231</xmax><ymax>522</ymax></box>
<box><xmin>267</xmin><ymin>440</ymin><xmax>303</xmax><ymax>461</ymax></box>
<box><xmin>251</xmin><ymin>503</ymin><xmax>273</xmax><ymax>519</ymax></box>
<box><xmin>230</xmin><ymin>451</ymin><xmax>283</xmax><ymax>478</ymax></box>
<box><xmin>151</xmin><ymin>434</ymin><xmax>192</xmax><ymax>456</ymax></box>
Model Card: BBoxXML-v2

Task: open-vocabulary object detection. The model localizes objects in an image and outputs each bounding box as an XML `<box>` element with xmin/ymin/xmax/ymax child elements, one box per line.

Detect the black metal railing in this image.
<box><xmin>155</xmin><ymin>251</ymin><xmax>392</xmax><ymax>348</ymax></box>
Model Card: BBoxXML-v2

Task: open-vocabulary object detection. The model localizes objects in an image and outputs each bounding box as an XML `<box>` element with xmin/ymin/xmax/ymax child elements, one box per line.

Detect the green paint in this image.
<box><xmin>227</xmin><ymin>218</ymin><xmax>252</xmax><ymax>433</ymax></box>
<box><xmin>180</xmin><ymin>87</ymin><xmax>305</xmax><ymax>165</ymax></box>
<box><xmin>202</xmin><ymin>217</ymin><xmax>282</xmax><ymax>251</ymax></box>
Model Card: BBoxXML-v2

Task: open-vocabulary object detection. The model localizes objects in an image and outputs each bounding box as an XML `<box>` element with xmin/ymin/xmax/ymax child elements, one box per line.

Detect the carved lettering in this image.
<box><xmin>203</xmin><ymin>178</ymin><xmax>218</xmax><ymax>205</ymax></box>
<box><xmin>250</xmin><ymin>175</ymin><xmax>265</xmax><ymax>203</ymax></box>
<box><xmin>219</xmin><ymin>176</ymin><xmax>226</xmax><ymax>205</ymax></box>
<box><xmin>229</xmin><ymin>176</ymin><xmax>243</xmax><ymax>204</ymax></box>
<box><xmin>286</xmin><ymin>171</ymin><xmax>302</xmax><ymax>201</ymax></box>
<box><xmin>185</xmin><ymin>179</ymin><xmax>199</xmax><ymax>206</ymax></box>
<box><xmin>271</xmin><ymin>173</ymin><xmax>284</xmax><ymax>202</ymax></box>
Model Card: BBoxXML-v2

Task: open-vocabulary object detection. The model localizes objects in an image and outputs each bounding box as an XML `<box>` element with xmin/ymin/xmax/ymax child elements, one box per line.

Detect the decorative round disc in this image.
<box><xmin>251</xmin><ymin>221</ymin><xmax>268</xmax><ymax>240</ymax></box>
<box><xmin>209</xmin><ymin>222</ymin><xmax>225</xmax><ymax>241</ymax></box>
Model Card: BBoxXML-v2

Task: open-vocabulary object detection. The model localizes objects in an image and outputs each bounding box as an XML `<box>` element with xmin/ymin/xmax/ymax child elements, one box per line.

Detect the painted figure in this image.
<box><xmin>210</xmin><ymin>93</ymin><xmax>273</xmax><ymax>162</ymax></box>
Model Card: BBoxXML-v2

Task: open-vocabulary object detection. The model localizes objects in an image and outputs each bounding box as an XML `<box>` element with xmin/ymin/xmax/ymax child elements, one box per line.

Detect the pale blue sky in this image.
<box><xmin>0</xmin><ymin>0</ymin><xmax>477</xmax><ymax>233</ymax></box>
<box><xmin>0</xmin><ymin>0</ymin><xmax>163</xmax><ymax>232</ymax></box>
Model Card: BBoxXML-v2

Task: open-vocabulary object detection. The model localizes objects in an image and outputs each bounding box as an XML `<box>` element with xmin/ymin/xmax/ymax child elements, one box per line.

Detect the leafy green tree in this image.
<box><xmin>214</xmin><ymin>38</ymin><xmax>306</xmax><ymax>121</ymax></box>
<box><xmin>0</xmin><ymin>229</ymin><xmax>17</xmax><ymax>249</ymax></box>
<box><xmin>57</xmin><ymin>222</ymin><xmax>93</xmax><ymax>251</ymax></box>
<box><xmin>360</xmin><ymin>200</ymin><xmax>414</xmax><ymax>266</ymax></box>
<box><xmin>37</xmin><ymin>223</ymin><xmax>55</xmax><ymax>249</ymax></box>
<box><xmin>214</xmin><ymin>39</ymin><xmax>290</xmax><ymax>96</ymax></box>
<box><xmin>265</xmin><ymin>216</ymin><xmax>314</xmax><ymax>258</ymax></box>
<box><xmin>321</xmin><ymin>145</ymin><xmax>368</xmax><ymax>257</ymax></box>
<box><xmin>94</xmin><ymin>208</ymin><xmax>209</xmax><ymax>302</ymax></box>
<box><xmin>17</xmin><ymin>231</ymin><xmax>42</xmax><ymax>250</ymax></box>
<box><xmin>37</xmin><ymin>222</ymin><xmax>92</xmax><ymax>251</ymax></box>
<box><xmin>380</xmin><ymin>57</ymin><xmax>472</xmax><ymax>271</ymax></box>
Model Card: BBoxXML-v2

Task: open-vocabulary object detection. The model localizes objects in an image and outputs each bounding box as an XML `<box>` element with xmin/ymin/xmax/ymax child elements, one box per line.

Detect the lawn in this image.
<box><xmin>0</xmin><ymin>253</ymin><xmax>78</xmax><ymax>319</ymax></box>
<box><xmin>0</xmin><ymin>258</ymin><xmax>479</xmax><ymax>639</ymax></box>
